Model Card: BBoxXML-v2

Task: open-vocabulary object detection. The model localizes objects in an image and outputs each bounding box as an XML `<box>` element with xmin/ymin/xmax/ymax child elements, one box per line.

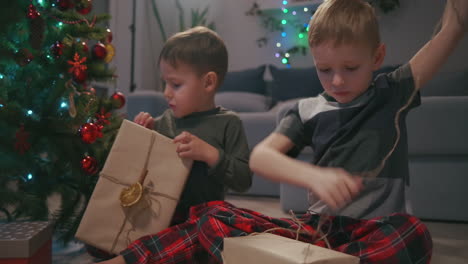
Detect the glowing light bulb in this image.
<box><xmin>281</xmin><ymin>19</ymin><xmax>287</xmax><ymax>25</ymax></box>
<box><xmin>292</xmin><ymin>11</ymin><xmax>297</xmax><ymax>15</ymax></box>
<box><xmin>283</xmin><ymin>0</ymin><xmax>288</xmax><ymax>5</ymax></box>
<box><xmin>304</xmin><ymin>7</ymin><xmax>309</xmax><ymax>12</ymax></box>
<box><xmin>281</xmin><ymin>32</ymin><xmax>287</xmax><ymax>37</ymax></box>
<box><xmin>283</xmin><ymin>8</ymin><xmax>288</xmax><ymax>13</ymax></box>
<box><xmin>276</xmin><ymin>42</ymin><xmax>282</xmax><ymax>48</ymax></box>
<box><xmin>282</xmin><ymin>58</ymin><xmax>288</xmax><ymax>64</ymax></box>
<box><xmin>27</xmin><ymin>110</ymin><xmax>33</xmax><ymax>115</ymax></box>
<box><xmin>27</xmin><ymin>173</ymin><xmax>33</xmax><ymax>180</ymax></box>
<box><xmin>285</xmin><ymin>53</ymin><xmax>290</xmax><ymax>58</ymax></box>
<box><xmin>275</xmin><ymin>53</ymin><xmax>280</xmax><ymax>58</ymax></box>
<box><xmin>299</xmin><ymin>33</ymin><xmax>305</xmax><ymax>39</ymax></box>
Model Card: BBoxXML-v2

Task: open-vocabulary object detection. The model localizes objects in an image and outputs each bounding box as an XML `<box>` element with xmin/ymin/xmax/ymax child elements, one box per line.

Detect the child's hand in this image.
<box><xmin>133</xmin><ymin>112</ymin><xmax>155</xmax><ymax>129</ymax></box>
<box><xmin>173</xmin><ymin>131</ymin><xmax>219</xmax><ymax>166</ymax></box>
<box><xmin>306</xmin><ymin>167</ymin><xmax>363</xmax><ymax>211</ymax></box>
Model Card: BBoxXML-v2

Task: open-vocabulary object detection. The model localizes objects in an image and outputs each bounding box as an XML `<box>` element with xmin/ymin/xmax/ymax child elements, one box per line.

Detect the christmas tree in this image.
<box><xmin>0</xmin><ymin>0</ymin><xmax>124</xmax><ymax>243</ymax></box>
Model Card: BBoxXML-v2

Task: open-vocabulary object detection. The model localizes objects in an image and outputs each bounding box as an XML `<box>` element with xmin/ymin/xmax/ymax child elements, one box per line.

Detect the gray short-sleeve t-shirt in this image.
<box><xmin>276</xmin><ymin>64</ymin><xmax>421</xmax><ymax>219</ymax></box>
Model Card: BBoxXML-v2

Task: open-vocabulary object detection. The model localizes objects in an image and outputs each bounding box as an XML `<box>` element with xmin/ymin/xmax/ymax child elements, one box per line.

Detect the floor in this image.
<box><xmin>53</xmin><ymin>195</ymin><xmax>468</xmax><ymax>264</ymax></box>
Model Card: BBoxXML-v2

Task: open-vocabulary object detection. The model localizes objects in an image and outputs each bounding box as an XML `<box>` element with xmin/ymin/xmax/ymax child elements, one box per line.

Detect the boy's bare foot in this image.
<box><xmin>96</xmin><ymin>255</ymin><xmax>125</xmax><ymax>264</ymax></box>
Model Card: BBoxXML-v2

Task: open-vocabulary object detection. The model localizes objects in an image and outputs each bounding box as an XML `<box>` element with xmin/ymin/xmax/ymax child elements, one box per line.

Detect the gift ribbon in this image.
<box><xmin>99</xmin><ymin>132</ymin><xmax>180</xmax><ymax>253</ymax></box>
<box><xmin>247</xmin><ymin>211</ymin><xmax>331</xmax><ymax>247</ymax></box>
<box><xmin>221</xmin><ymin>212</ymin><xmax>332</xmax><ymax>263</ymax></box>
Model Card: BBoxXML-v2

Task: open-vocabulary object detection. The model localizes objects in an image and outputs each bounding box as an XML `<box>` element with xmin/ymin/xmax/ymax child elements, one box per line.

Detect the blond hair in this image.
<box><xmin>308</xmin><ymin>0</ymin><xmax>380</xmax><ymax>51</ymax></box>
<box><xmin>159</xmin><ymin>26</ymin><xmax>228</xmax><ymax>87</ymax></box>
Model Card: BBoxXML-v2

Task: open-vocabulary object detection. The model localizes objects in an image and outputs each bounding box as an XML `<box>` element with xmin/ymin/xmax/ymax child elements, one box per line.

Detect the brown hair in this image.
<box><xmin>308</xmin><ymin>0</ymin><xmax>380</xmax><ymax>51</ymax></box>
<box><xmin>159</xmin><ymin>26</ymin><xmax>228</xmax><ymax>87</ymax></box>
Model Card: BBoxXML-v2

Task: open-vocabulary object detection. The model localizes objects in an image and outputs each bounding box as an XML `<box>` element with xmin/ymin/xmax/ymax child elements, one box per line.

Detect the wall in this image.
<box><xmin>109</xmin><ymin>0</ymin><xmax>468</xmax><ymax>99</ymax></box>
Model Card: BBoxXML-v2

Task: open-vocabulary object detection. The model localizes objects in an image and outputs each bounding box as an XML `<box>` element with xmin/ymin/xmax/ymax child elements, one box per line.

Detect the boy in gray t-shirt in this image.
<box><xmin>250</xmin><ymin>0</ymin><xmax>468</xmax><ymax>218</ymax></box>
<box><xmin>276</xmin><ymin>64</ymin><xmax>418</xmax><ymax>219</ymax></box>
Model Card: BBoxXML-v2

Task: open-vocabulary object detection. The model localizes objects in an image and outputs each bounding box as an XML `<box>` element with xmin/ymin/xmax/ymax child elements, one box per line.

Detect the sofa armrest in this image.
<box><xmin>234</xmin><ymin>111</ymin><xmax>280</xmax><ymax>196</ymax></box>
<box><xmin>126</xmin><ymin>90</ymin><xmax>168</xmax><ymax>120</ymax></box>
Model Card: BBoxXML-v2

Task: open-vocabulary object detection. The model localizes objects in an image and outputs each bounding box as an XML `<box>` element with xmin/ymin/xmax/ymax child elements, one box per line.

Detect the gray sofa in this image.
<box><xmin>126</xmin><ymin>66</ymin><xmax>468</xmax><ymax>222</ymax></box>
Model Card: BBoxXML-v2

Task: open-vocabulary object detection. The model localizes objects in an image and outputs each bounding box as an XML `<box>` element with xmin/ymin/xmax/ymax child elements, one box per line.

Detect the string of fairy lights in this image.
<box><xmin>274</xmin><ymin>0</ymin><xmax>316</xmax><ymax>67</ymax></box>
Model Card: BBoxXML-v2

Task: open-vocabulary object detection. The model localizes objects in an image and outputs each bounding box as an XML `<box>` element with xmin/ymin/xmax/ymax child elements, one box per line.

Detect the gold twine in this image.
<box><xmin>222</xmin><ymin>211</ymin><xmax>332</xmax><ymax>263</ymax></box>
<box><xmin>247</xmin><ymin>210</ymin><xmax>331</xmax><ymax>248</ymax></box>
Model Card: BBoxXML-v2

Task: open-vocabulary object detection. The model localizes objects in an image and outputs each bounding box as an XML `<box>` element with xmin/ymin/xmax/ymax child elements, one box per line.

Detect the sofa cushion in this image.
<box><xmin>420</xmin><ymin>71</ymin><xmax>468</xmax><ymax>96</ymax></box>
<box><xmin>219</xmin><ymin>65</ymin><xmax>267</xmax><ymax>95</ymax></box>
<box><xmin>407</xmin><ymin>96</ymin><xmax>468</xmax><ymax>155</ymax></box>
<box><xmin>269</xmin><ymin>65</ymin><xmax>323</xmax><ymax>104</ymax></box>
<box><xmin>215</xmin><ymin>91</ymin><xmax>269</xmax><ymax>113</ymax></box>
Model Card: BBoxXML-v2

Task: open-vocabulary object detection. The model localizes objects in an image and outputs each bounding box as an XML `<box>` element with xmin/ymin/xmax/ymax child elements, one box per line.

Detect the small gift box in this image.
<box><xmin>75</xmin><ymin>120</ymin><xmax>193</xmax><ymax>254</ymax></box>
<box><xmin>0</xmin><ymin>221</ymin><xmax>53</xmax><ymax>264</ymax></box>
<box><xmin>222</xmin><ymin>233</ymin><xmax>359</xmax><ymax>264</ymax></box>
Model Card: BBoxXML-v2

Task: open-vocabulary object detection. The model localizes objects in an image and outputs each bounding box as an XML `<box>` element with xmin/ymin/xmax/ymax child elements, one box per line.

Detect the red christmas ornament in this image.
<box><xmin>101</xmin><ymin>28</ymin><xmax>113</xmax><ymax>44</ymax></box>
<box><xmin>15</xmin><ymin>48</ymin><xmax>34</xmax><ymax>67</ymax></box>
<box><xmin>80</xmin><ymin>155</ymin><xmax>99</xmax><ymax>175</ymax></box>
<box><xmin>92</xmin><ymin>43</ymin><xmax>107</xmax><ymax>60</ymax></box>
<box><xmin>72</xmin><ymin>69</ymin><xmax>87</xmax><ymax>83</ymax></box>
<box><xmin>75</xmin><ymin>0</ymin><xmax>92</xmax><ymax>15</ymax></box>
<box><xmin>78</xmin><ymin>122</ymin><xmax>102</xmax><ymax>144</ymax></box>
<box><xmin>27</xmin><ymin>4</ymin><xmax>40</xmax><ymax>19</ymax></box>
<box><xmin>55</xmin><ymin>0</ymin><xmax>74</xmax><ymax>11</ymax></box>
<box><xmin>15</xmin><ymin>124</ymin><xmax>31</xmax><ymax>155</ymax></box>
<box><xmin>110</xmin><ymin>92</ymin><xmax>126</xmax><ymax>109</ymax></box>
<box><xmin>50</xmin><ymin>41</ymin><xmax>64</xmax><ymax>58</ymax></box>
<box><xmin>79</xmin><ymin>41</ymin><xmax>89</xmax><ymax>53</ymax></box>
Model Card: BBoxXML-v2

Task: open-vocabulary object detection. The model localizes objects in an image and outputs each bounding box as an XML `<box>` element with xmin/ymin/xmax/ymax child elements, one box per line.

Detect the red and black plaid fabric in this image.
<box><xmin>121</xmin><ymin>201</ymin><xmax>432</xmax><ymax>264</ymax></box>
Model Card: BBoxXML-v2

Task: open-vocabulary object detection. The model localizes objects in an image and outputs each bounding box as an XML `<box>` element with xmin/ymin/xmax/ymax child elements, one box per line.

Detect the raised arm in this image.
<box><xmin>410</xmin><ymin>0</ymin><xmax>467</xmax><ymax>90</ymax></box>
<box><xmin>250</xmin><ymin>133</ymin><xmax>362</xmax><ymax>210</ymax></box>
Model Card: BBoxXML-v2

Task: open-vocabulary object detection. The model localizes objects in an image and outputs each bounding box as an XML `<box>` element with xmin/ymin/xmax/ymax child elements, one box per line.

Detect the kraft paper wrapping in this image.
<box><xmin>222</xmin><ymin>233</ymin><xmax>360</xmax><ymax>264</ymax></box>
<box><xmin>75</xmin><ymin>120</ymin><xmax>192</xmax><ymax>254</ymax></box>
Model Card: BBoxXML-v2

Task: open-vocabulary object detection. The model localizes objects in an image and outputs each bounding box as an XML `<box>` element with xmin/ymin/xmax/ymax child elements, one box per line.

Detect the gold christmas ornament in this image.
<box><xmin>104</xmin><ymin>43</ymin><xmax>115</xmax><ymax>63</ymax></box>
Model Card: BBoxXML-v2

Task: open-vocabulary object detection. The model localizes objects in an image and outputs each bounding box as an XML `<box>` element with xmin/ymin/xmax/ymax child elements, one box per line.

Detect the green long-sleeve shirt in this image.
<box><xmin>154</xmin><ymin>107</ymin><xmax>252</xmax><ymax>216</ymax></box>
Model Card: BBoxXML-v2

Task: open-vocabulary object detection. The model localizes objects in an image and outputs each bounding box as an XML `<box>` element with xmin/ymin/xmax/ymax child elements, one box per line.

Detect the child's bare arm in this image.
<box><xmin>410</xmin><ymin>0</ymin><xmax>467</xmax><ymax>90</ymax></box>
<box><xmin>250</xmin><ymin>133</ymin><xmax>362</xmax><ymax>210</ymax></box>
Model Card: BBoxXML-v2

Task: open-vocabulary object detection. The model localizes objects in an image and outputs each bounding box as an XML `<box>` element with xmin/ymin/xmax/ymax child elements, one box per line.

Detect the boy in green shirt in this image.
<box><xmin>133</xmin><ymin>26</ymin><xmax>252</xmax><ymax>223</ymax></box>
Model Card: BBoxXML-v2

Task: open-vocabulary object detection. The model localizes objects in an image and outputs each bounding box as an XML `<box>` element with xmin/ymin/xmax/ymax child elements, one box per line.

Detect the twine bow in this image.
<box><xmin>248</xmin><ymin>210</ymin><xmax>332</xmax><ymax>248</ymax></box>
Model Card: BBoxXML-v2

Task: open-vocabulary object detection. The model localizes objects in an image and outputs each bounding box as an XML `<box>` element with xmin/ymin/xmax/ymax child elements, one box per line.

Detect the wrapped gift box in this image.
<box><xmin>223</xmin><ymin>233</ymin><xmax>359</xmax><ymax>264</ymax></box>
<box><xmin>75</xmin><ymin>120</ymin><xmax>192</xmax><ymax>254</ymax></box>
<box><xmin>0</xmin><ymin>221</ymin><xmax>52</xmax><ymax>264</ymax></box>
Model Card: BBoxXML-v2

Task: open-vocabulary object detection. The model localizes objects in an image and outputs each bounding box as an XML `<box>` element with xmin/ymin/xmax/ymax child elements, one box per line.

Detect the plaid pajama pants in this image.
<box><xmin>120</xmin><ymin>201</ymin><xmax>432</xmax><ymax>264</ymax></box>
